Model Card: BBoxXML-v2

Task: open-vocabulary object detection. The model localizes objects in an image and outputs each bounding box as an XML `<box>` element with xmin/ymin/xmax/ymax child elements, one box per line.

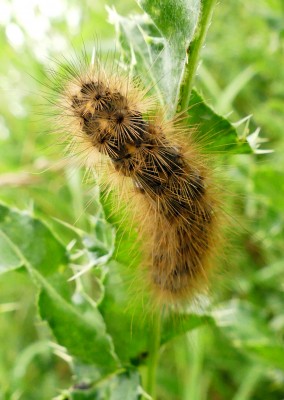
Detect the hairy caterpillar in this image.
<box><xmin>46</xmin><ymin>48</ymin><xmax>224</xmax><ymax>305</ymax></box>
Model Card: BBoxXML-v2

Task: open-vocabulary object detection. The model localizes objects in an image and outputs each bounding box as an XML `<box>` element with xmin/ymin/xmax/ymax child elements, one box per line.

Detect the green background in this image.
<box><xmin>0</xmin><ymin>0</ymin><xmax>283</xmax><ymax>399</ymax></box>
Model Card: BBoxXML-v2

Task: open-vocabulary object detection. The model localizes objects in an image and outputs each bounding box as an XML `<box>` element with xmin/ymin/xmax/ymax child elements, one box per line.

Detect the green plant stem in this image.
<box><xmin>145</xmin><ymin>314</ymin><xmax>161</xmax><ymax>399</ymax></box>
<box><xmin>179</xmin><ymin>0</ymin><xmax>217</xmax><ymax>114</ymax></box>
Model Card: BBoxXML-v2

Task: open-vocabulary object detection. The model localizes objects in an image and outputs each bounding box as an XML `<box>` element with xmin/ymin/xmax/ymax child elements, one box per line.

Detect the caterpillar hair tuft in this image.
<box><xmin>46</xmin><ymin>48</ymin><xmax>226</xmax><ymax>307</ymax></box>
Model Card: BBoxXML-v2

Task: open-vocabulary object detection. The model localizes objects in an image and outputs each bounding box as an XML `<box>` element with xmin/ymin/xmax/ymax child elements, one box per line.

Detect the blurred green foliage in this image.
<box><xmin>0</xmin><ymin>0</ymin><xmax>283</xmax><ymax>399</ymax></box>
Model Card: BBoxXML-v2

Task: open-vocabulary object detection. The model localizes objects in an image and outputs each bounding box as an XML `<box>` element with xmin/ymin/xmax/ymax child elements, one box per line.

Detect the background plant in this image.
<box><xmin>0</xmin><ymin>0</ymin><xmax>283</xmax><ymax>399</ymax></box>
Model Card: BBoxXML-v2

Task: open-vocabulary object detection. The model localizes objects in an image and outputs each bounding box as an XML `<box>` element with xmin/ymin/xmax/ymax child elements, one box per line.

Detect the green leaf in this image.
<box><xmin>188</xmin><ymin>89</ymin><xmax>252</xmax><ymax>154</ymax></box>
<box><xmin>99</xmin><ymin>262</ymin><xmax>212</xmax><ymax>365</ymax></box>
<box><xmin>109</xmin><ymin>1</ymin><xmax>200</xmax><ymax>113</ymax></box>
<box><xmin>161</xmin><ymin>313</ymin><xmax>214</xmax><ymax>345</ymax></box>
<box><xmin>0</xmin><ymin>203</ymin><xmax>120</xmax><ymax>375</ymax></box>
<box><xmin>0</xmin><ymin>231</ymin><xmax>23</xmax><ymax>273</ymax></box>
<box><xmin>109</xmin><ymin>8</ymin><xmax>251</xmax><ymax>154</ymax></box>
<box><xmin>0</xmin><ymin>203</ymin><xmax>67</xmax><ymax>277</ymax></box>
<box><xmin>138</xmin><ymin>0</ymin><xmax>200</xmax><ymax>46</ymax></box>
<box><xmin>38</xmin><ymin>286</ymin><xmax>119</xmax><ymax>372</ymax></box>
<box><xmin>98</xmin><ymin>262</ymin><xmax>149</xmax><ymax>364</ymax></box>
<box><xmin>99</xmin><ymin>190</ymin><xmax>142</xmax><ymax>269</ymax></box>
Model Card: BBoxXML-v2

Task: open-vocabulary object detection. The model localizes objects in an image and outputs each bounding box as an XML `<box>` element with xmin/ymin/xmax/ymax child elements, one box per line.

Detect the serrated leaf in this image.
<box><xmin>109</xmin><ymin>1</ymin><xmax>200</xmax><ymax>114</ymax></box>
<box><xmin>0</xmin><ymin>203</ymin><xmax>67</xmax><ymax>276</ymax></box>
<box><xmin>138</xmin><ymin>0</ymin><xmax>200</xmax><ymax>110</ymax></box>
<box><xmin>188</xmin><ymin>89</ymin><xmax>252</xmax><ymax>154</ymax></box>
<box><xmin>109</xmin><ymin>8</ymin><xmax>251</xmax><ymax>154</ymax></box>
<box><xmin>38</xmin><ymin>287</ymin><xmax>120</xmax><ymax>372</ymax></box>
<box><xmin>0</xmin><ymin>203</ymin><xmax>120</xmax><ymax>375</ymax></box>
<box><xmin>138</xmin><ymin>0</ymin><xmax>200</xmax><ymax>46</ymax></box>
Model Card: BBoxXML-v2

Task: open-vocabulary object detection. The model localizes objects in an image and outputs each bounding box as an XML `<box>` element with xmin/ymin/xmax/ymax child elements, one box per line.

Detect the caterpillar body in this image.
<box><xmin>49</xmin><ymin>52</ymin><xmax>223</xmax><ymax>305</ymax></box>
